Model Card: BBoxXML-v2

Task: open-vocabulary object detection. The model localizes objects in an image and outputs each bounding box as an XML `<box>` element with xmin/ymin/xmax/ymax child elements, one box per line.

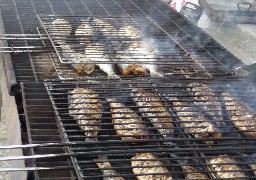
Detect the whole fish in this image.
<box><xmin>117</xmin><ymin>25</ymin><xmax>163</xmax><ymax>77</ymax></box>
<box><xmin>131</xmin><ymin>152</ymin><xmax>173</xmax><ymax>180</ymax></box>
<box><xmin>49</xmin><ymin>18</ymin><xmax>72</xmax><ymax>44</ymax></box>
<box><xmin>131</xmin><ymin>89</ymin><xmax>174</xmax><ymax>139</ymax></box>
<box><xmin>186</xmin><ymin>83</ymin><xmax>223</xmax><ymax>125</ymax></box>
<box><xmin>222</xmin><ymin>93</ymin><xmax>256</xmax><ymax>138</ymax></box>
<box><xmin>209</xmin><ymin>155</ymin><xmax>247</xmax><ymax>179</ymax></box>
<box><xmin>61</xmin><ymin>44</ymin><xmax>95</xmax><ymax>75</ymax></box>
<box><xmin>119</xmin><ymin>25</ymin><xmax>142</xmax><ymax>39</ymax></box>
<box><xmin>76</xmin><ymin>21</ymin><xmax>118</xmax><ymax>78</ymax></box>
<box><xmin>107</xmin><ymin>98</ymin><xmax>150</xmax><ymax>141</ymax></box>
<box><xmin>94</xmin><ymin>155</ymin><xmax>124</xmax><ymax>180</ymax></box>
<box><xmin>84</xmin><ymin>43</ymin><xmax>118</xmax><ymax>78</ymax></box>
<box><xmin>117</xmin><ymin>41</ymin><xmax>163</xmax><ymax>77</ymax></box>
<box><xmin>168</xmin><ymin>96</ymin><xmax>221</xmax><ymax>143</ymax></box>
<box><xmin>75</xmin><ymin>20</ymin><xmax>95</xmax><ymax>45</ymax></box>
<box><xmin>68</xmin><ymin>88</ymin><xmax>102</xmax><ymax>141</ymax></box>
<box><xmin>181</xmin><ymin>166</ymin><xmax>208</xmax><ymax>179</ymax></box>
<box><xmin>93</xmin><ymin>18</ymin><xmax>119</xmax><ymax>39</ymax></box>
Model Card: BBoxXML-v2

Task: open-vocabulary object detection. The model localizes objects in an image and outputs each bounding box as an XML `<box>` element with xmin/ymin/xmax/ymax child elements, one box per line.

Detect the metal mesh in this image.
<box><xmin>0</xmin><ymin>0</ymin><xmax>243</xmax><ymax>83</ymax></box>
<box><xmin>44</xmin><ymin>78</ymin><xmax>256</xmax><ymax>179</ymax></box>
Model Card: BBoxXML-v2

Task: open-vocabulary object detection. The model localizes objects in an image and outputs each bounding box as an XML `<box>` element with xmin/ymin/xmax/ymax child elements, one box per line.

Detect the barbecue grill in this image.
<box><xmin>0</xmin><ymin>0</ymin><xmax>255</xmax><ymax>180</ymax></box>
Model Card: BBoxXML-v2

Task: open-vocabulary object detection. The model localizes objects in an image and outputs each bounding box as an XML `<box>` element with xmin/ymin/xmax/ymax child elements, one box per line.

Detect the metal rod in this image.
<box><xmin>0</xmin><ymin>166</ymin><xmax>73</xmax><ymax>172</ymax></box>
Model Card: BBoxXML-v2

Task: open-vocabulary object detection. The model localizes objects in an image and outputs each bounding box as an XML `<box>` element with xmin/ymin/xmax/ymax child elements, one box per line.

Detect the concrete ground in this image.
<box><xmin>0</xmin><ymin>106</ymin><xmax>11</xmax><ymax>180</ymax></box>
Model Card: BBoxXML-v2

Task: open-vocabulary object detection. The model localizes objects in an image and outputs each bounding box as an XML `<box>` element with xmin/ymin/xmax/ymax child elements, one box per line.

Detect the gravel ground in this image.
<box><xmin>0</xmin><ymin>106</ymin><xmax>11</xmax><ymax>180</ymax></box>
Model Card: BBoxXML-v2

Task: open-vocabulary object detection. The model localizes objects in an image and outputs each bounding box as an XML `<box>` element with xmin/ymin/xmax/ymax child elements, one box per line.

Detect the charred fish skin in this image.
<box><xmin>186</xmin><ymin>82</ymin><xmax>223</xmax><ymax>123</ymax></box>
<box><xmin>49</xmin><ymin>18</ymin><xmax>72</xmax><ymax>44</ymax></box>
<box><xmin>222</xmin><ymin>93</ymin><xmax>256</xmax><ymax>138</ymax></box>
<box><xmin>209</xmin><ymin>155</ymin><xmax>248</xmax><ymax>179</ymax></box>
<box><xmin>131</xmin><ymin>89</ymin><xmax>174</xmax><ymax>139</ymax></box>
<box><xmin>68</xmin><ymin>88</ymin><xmax>102</xmax><ymax>141</ymax></box>
<box><xmin>168</xmin><ymin>97</ymin><xmax>221</xmax><ymax>141</ymax></box>
<box><xmin>131</xmin><ymin>152</ymin><xmax>173</xmax><ymax>180</ymax></box>
<box><xmin>71</xmin><ymin>63</ymin><xmax>95</xmax><ymax>76</ymax></box>
<box><xmin>107</xmin><ymin>98</ymin><xmax>150</xmax><ymax>141</ymax></box>
<box><xmin>95</xmin><ymin>155</ymin><xmax>124</xmax><ymax>180</ymax></box>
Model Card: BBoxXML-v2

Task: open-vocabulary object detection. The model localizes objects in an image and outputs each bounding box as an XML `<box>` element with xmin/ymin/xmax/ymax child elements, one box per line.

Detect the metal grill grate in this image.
<box><xmin>44</xmin><ymin>78</ymin><xmax>256</xmax><ymax>179</ymax></box>
<box><xmin>0</xmin><ymin>0</ymin><xmax>244</xmax><ymax>85</ymax></box>
<box><xmin>38</xmin><ymin>15</ymin><xmax>221</xmax><ymax>80</ymax></box>
<box><xmin>20</xmin><ymin>82</ymin><xmax>75</xmax><ymax>179</ymax></box>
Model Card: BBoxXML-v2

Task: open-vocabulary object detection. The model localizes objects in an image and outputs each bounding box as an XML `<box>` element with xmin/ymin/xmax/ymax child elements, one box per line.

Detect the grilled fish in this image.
<box><xmin>49</xmin><ymin>18</ymin><xmax>72</xmax><ymax>44</ymax></box>
<box><xmin>250</xmin><ymin>164</ymin><xmax>256</xmax><ymax>176</ymax></box>
<box><xmin>84</xmin><ymin>43</ymin><xmax>118</xmax><ymax>78</ymax></box>
<box><xmin>75</xmin><ymin>20</ymin><xmax>95</xmax><ymax>45</ymax></box>
<box><xmin>117</xmin><ymin>41</ymin><xmax>163</xmax><ymax>77</ymax></box>
<box><xmin>131</xmin><ymin>152</ymin><xmax>173</xmax><ymax>180</ymax></box>
<box><xmin>75</xmin><ymin>21</ymin><xmax>118</xmax><ymax>78</ymax></box>
<box><xmin>95</xmin><ymin>155</ymin><xmax>124</xmax><ymax>180</ymax></box>
<box><xmin>222</xmin><ymin>93</ymin><xmax>256</xmax><ymax>138</ymax></box>
<box><xmin>243</xmin><ymin>154</ymin><xmax>256</xmax><ymax>176</ymax></box>
<box><xmin>107</xmin><ymin>98</ymin><xmax>150</xmax><ymax>141</ymax></box>
<box><xmin>131</xmin><ymin>89</ymin><xmax>174</xmax><ymax>139</ymax></box>
<box><xmin>119</xmin><ymin>25</ymin><xmax>142</xmax><ymax>39</ymax></box>
<box><xmin>68</xmin><ymin>88</ymin><xmax>102</xmax><ymax>140</ymax></box>
<box><xmin>187</xmin><ymin>83</ymin><xmax>223</xmax><ymax>124</ymax></box>
<box><xmin>93</xmin><ymin>18</ymin><xmax>118</xmax><ymax>38</ymax></box>
<box><xmin>61</xmin><ymin>44</ymin><xmax>95</xmax><ymax>75</ymax></box>
<box><xmin>168</xmin><ymin>97</ymin><xmax>221</xmax><ymax>141</ymax></box>
<box><xmin>181</xmin><ymin>165</ymin><xmax>208</xmax><ymax>179</ymax></box>
<box><xmin>209</xmin><ymin>155</ymin><xmax>247</xmax><ymax>179</ymax></box>
<box><xmin>117</xmin><ymin>25</ymin><xmax>163</xmax><ymax>77</ymax></box>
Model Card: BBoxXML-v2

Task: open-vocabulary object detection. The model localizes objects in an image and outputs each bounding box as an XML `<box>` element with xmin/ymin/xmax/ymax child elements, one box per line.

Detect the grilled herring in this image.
<box><xmin>243</xmin><ymin>154</ymin><xmax>256</xmax><ymax>176</ymax></box>
<box><xmin>107</xmin><ymin>98</ymin><xmax>150</xmax><ymax>141</ymax></box>
<box><xmin>93</xmin><ymin>18</ymin><xmax>118</xmax><ymax>38</ymax></box>
<box><xmin>119</xmin><ymin>25</ymin><xmax>142</xmax><ymax>39</ymax></box>
<box><xmin>75</xmin><ymin>21</ymin><xmax>118</xmax><ymax>78</ymax></box>
<box><xmin>75</xmin><ymin>20</ymin><xmax>95</xmax><ymax>45</ymax></box>
<box><xmin>84</xmin><ymin>43</ymin><xmax>118</xmax><ymax>78</ymax></box>
<box><xmin>249</xmin><ymin>163</ymin><xmax>256</xmax><ymax>176</ymax></box>
<box><xmin>61</xmin><ymin>44</ymin><xmax>95</xmax><ymax>75</ymax></box>
<box><xmin>117</xmin><ymin>41</ymin><xmax>163</xmax><ymax>77</ymax></box>
<box><xmin>50</xmin><ymin>19</ymin><xmax>95</xmax><ymax>75</ymax></box>
<box><xmin>168</xmin><ymin>97</ymin><xmax>221</xmax><ymax>141</ymax></box>
<box><xmin>222</xmin><ymin>93</ymin><xmax>256</xmax><ymax>138</ymax></box>
<box><xmin>95</xmin><ymin>155</ymin><xmax>124</xmax><ymax>180</ymax></box>
<box><xmin>131</xmin><ymin>152</ymin><xmax>173</xmax><ymax>180</ymax></box>
<box><xmin>117</xmin><ymin>25</ymin><xmax>163</xmax><ymax>77</ymax></box>
<box><xmin>131</xmin><ymin>89</ymin><xmax>174</xmax><ymax>138</ymax></box>
<box><xmin>181</xmin><ymin>165</ymin><xmax>208</xmax><ymax>179</ymax></box>
<box><xmin>187</xmin><ymin>83</ymin><xmax>223</xmax><ymax>123</ymax></box>
<box><xmin>209</xmin><ymin>155</ymin><xmax>247</xmax><ymax>179</ymax></box>
<box><xmin>49</xmin><ymin>18</ymin><xmax>72</xmax><ymax>44</ymax></box>
<box><xmin>68</xmin><ymin>88</ymin><xmax>102</xmax><ymax>140</ymax></box>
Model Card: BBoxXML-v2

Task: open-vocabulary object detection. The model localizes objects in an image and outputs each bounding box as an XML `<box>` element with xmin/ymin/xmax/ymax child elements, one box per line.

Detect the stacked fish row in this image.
<box><xmin>67</xmin><ymin>81</ymin><xmax>256</xmax><ymax>179</ymax></box>
<box><xmin>49</xmin><ymin>18</ymin><xmax>163</xmax><ymax>78</ymax></box>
